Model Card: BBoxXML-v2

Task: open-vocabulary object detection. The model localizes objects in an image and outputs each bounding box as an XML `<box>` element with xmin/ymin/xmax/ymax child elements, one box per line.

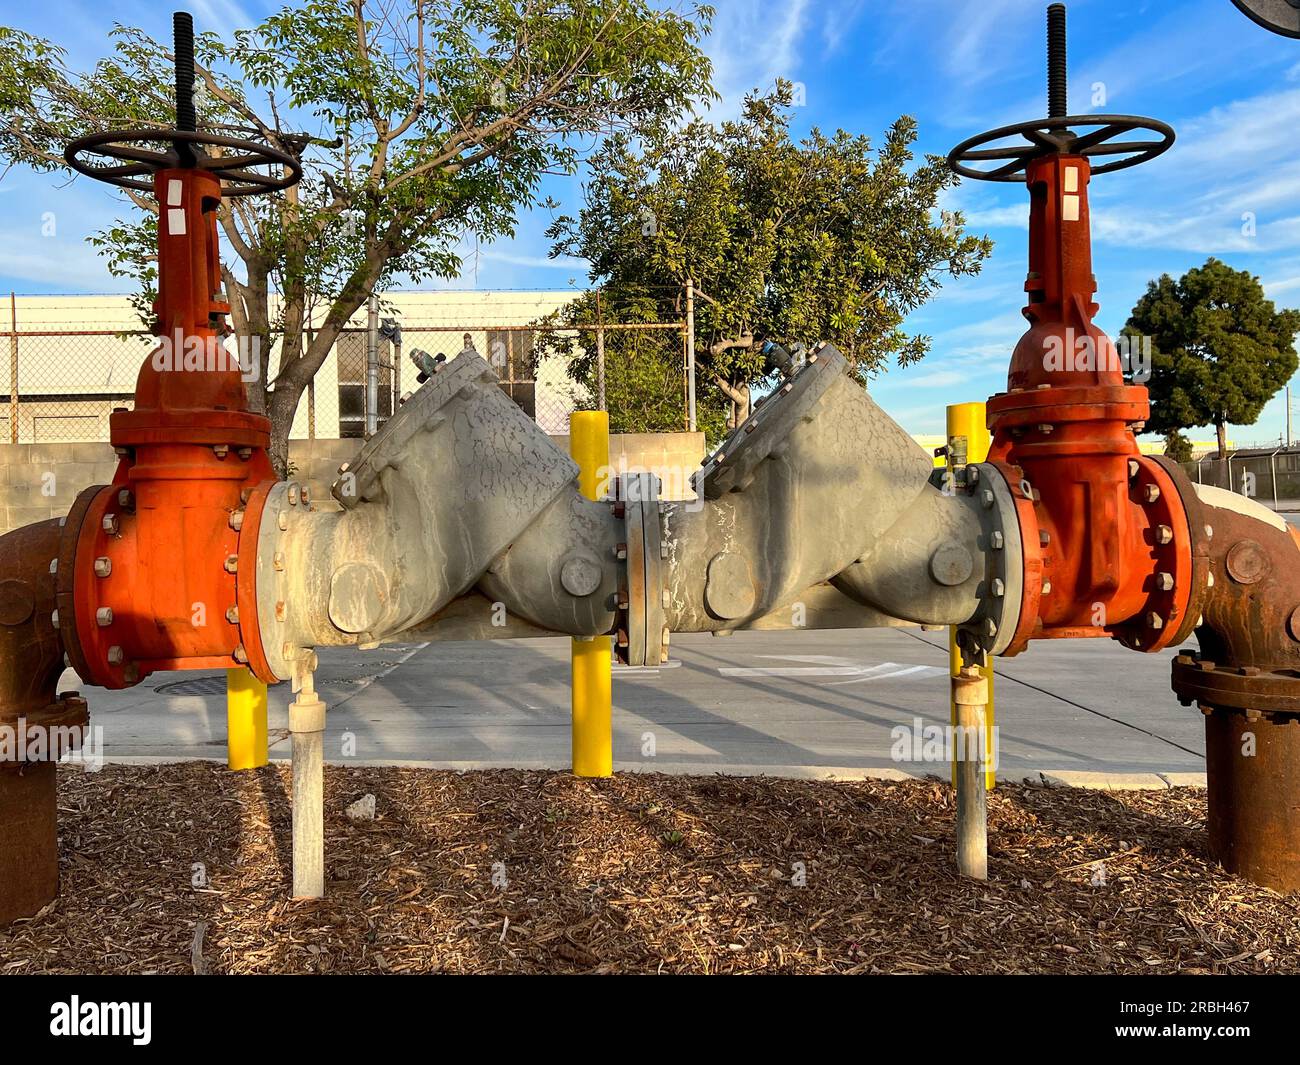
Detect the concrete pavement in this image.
<box><xmin>67</xmin><ymin>626</ymin><xmax>1206</xmax><ymax>783</ymax></box>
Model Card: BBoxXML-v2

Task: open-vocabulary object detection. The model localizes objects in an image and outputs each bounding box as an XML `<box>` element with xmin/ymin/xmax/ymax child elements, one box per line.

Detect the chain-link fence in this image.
<box><xmin>1185</xmin><ymin>447</ymin><xmax>1300</xmax><ymax>511</ymax></box>
<box><xmin>1</xmin><ymin>293</ymin><xmax>689</xmax><ymax>444</ymax></box>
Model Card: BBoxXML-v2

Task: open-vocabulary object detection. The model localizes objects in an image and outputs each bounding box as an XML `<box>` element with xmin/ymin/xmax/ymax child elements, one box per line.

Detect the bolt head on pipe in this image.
<box><xmin>93</xmin><ymin>557</ymin><xmax>112</xmax><ymax>578</ymax></box>
<box><xmin>102</xmin><ymin>513</ymin><xmax>119</xmax><ymax>535</ymax></box>
<box><xmin>95</xmin><ymin>606</ymin><xmax>113</xmax><ymax>626</ymax></box>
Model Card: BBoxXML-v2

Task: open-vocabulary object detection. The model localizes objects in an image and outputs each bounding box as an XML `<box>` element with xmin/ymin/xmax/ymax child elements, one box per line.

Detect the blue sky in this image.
<box><xmin>4</xmin><ymin>0</ymin><xmax>1300</xmax><ymax>441</ymax></box>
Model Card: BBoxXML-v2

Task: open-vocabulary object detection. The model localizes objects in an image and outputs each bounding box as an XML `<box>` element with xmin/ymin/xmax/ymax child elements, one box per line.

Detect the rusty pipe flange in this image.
<box><xmin>1146</xmin><ymin>456</ymin><xmax>1211</xmax><ymax>649</ymax></box>
<box><xmin>55</xmin><ymin>484</ymin><xmax>115</xmax><ymax>686</ymax></box>
<box><xmin>1109</xmin><ymin>455</ymin><xmax>1196</xmax><ymax>653</ymax></box>
<box><xmin>0</xmin><ymin>694</ymin><xmax>90</xmax><ymax>764</ymax></box>
<box><xmin>953</xmin><ymin>462</ymin><xmax>1026</xmax><ymax>664</ymax></box>
<box><xmin>1171</xmin><ymin>654</ymin><xmax>1300</xmax><ymax>716</ymax></box>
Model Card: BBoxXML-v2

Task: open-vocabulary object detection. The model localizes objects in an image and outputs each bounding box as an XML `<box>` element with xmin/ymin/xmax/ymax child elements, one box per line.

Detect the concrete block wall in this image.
<box><xmin>0</xmin><ymin>442</ymin><xmax>120</xmax><ymax>532</ymax></box>
<box><xmin>0</xmin><ymin>432</ymin><xmax>707</xmax><ymax>534</ymax></box>
<box><xmin>552</xmin><ymin>431</ymin><xmax>706</xmax><ymax>501</ymax></box>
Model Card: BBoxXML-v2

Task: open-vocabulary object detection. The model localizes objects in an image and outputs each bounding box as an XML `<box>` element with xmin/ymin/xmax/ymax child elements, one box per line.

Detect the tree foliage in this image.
<box><xmin>538</xmin><ymin>84</ymin><xmax>993</xmax><ymax>434</ymax></box>
<box><xmin>1162</xmin><ymin>429</ymin><xmax>1193</xmax><ymax>464</ymax></box>
<box><xmin>0</xmin><ymin>1</ymin><xmax>714</xmax><ymax>470</ymax></box>
<box><xmin>1124</xmin><ymin>258</ymin><xmax>1300</xmax><ymax>466</ymax></box>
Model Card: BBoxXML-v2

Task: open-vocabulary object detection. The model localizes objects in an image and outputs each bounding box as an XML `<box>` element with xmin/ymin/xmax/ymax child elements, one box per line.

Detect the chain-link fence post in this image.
<box><xmin>8</xmin><ymin>293</ymin><xmax>17</xmax><ymax>444</ymax></box>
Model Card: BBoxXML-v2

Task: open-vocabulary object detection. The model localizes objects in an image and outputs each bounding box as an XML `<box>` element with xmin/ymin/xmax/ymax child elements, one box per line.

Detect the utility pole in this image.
<box><xmin>595</xmin><ymin>288</ymin><xmax>606</xmax><ymax>412</ymax></box>
<box><xmin>1288</xmin><ymin>385</ymin><xmax>1292</xmax><ymax>448</ymax></box>
<box><xmin>685</xmin><ymin>278</ymin><xmax>697</xmax><ymax>433</ymax></box>
<box><xmin>365</xmin><ymin>293</ymin><xmax>379</xmax><ymax>437</ymax></box>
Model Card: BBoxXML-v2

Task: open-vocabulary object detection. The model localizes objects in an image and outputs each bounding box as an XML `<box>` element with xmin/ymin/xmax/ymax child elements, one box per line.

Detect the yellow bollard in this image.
<box><xmin>570</xmin><ymin>410</ymin><xmax>613</xmax><ymax>777</ymax></box>
<box><xmin>226</xmin><ymin>667</ymin><xmax>268</xmax><ymax>771</ymax></box>
<box><xmin>946</xmin><ymin>402</ymin><xmax>996</xmax><ymax>790</ymax></box>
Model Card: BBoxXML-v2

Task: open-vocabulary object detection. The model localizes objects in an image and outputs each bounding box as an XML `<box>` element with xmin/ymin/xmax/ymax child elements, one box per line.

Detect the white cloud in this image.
<box><xmin>707</xmin><ymin>0</ymin><xmax>810</xmax><ymax>117</ymax></box>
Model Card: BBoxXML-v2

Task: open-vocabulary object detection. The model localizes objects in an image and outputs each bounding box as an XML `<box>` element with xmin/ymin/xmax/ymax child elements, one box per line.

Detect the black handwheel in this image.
<box><xmin>947</xmin><ymin>114</ymin><xmax>1175</xmax><ymax>183</ymax></box>
<box><xmin>64</xmin><ymin>128</ymin><xmax>302</xmax><ymax>197</ymax></box>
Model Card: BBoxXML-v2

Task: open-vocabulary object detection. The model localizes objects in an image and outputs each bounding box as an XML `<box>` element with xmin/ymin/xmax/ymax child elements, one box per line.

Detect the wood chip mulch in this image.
<box><xmin>1</xmin><ymin>762</ymin><xmax>1297</xmax><ymax>974</ymax></box>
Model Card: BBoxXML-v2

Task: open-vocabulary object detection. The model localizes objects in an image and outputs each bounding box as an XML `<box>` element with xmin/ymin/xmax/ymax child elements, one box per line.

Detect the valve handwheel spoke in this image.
<box><xmin>947</xmin><ymin>114</ymin><xmax>1174</xmax><ymax>182</ymax></box>
<box><xmin>65</xmin><ymin>128</ymin><xmax>301</xmax><ymax>197</ymax></box>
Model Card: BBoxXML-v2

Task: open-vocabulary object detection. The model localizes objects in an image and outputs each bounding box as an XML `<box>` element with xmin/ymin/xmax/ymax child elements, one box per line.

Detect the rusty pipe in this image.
<box><xmin>1163</xmin><ymin>468</ymin><xmax>1300</xmax><ymax>890</ymax></box>
<box><xmin>0</xmin><ymin>518</ymin><xmax>87</xmax><ymax>925</ymax></box>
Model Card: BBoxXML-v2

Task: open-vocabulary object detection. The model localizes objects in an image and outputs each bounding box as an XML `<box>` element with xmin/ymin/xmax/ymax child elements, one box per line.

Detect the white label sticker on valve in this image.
<box><xmin>167</xmin><ymin>208</ymin><xmax>186</xmax><ymax>235</ymax></box>
<box><xmin>1064</xmin><ymin>166</ymin><xmax>1079</xmax><ymax>193</ymax></box>
<box><xmin>166</xmin><ymin>179</ymin><xmax>182</xmax><ymax>206</ymax></box>
<box><xmin>1062</xmin><ymin>194</ymin><xmax>1080</xmax><ymax>222</ymax></box>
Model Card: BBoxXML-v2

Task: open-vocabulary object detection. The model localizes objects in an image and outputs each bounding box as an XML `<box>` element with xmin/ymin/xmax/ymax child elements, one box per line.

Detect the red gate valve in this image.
<box><xmin>946</xmin><ymin>3</ymin><xmax>1192</xmax><ymax>656</ymax></box>
<box><xmin>53</xmin><ymin>12</ymin><xmax>300</xmax><ymax>688</ymax></box>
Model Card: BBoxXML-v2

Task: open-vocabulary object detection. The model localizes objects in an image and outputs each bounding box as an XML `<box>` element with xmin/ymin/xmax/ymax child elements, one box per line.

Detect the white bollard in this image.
<box><xmin>289</xmin><ymin>680</ymin><xmax>326</xmax><ymax>899</ymax></box>
<box><xmin>953</xmin><ymin>665</ymin><xmax>989</xmax><ymax>880</ymax></box>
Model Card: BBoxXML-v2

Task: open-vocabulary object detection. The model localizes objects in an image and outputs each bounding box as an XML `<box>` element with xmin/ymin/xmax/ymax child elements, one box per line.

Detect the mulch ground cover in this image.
<box><xmin>1</xmin><ymin>762</ymin><xmax>1295</xmax><ymax>974</ymax></box>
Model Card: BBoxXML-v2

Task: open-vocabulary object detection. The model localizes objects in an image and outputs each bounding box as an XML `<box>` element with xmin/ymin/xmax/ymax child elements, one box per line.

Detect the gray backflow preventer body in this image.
<box><xmin>257</xmin><ymin>343</ymin><xmax>1021</xmax><ymax>676</ymax></box>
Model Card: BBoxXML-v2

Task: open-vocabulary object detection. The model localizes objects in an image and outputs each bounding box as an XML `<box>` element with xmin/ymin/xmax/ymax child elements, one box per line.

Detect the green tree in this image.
<box><xmin>1163</xmin><ymin>429</ymin><xmax>1193</xmax><ymax>464</ymax></box>
<box><xmin>1124</xmin><ymin>258</ymin><xmax>1300</xmax><ymax>479</ymax></box>
<box><xmin>539</xmin><ymin>84</ymin><xmax>993</xmax><ymax>435</ymax></box>
<box><xmin>0</xmin><ymin>1</ymin><xmax>713</xmax><ymax>471</ymax></box>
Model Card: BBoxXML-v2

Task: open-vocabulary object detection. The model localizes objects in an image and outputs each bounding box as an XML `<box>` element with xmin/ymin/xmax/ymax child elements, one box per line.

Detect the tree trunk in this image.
<box><xmin>712</xmin><ymin>375</ymin><xmax>751</xmax><ymax>430</ymax></box>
